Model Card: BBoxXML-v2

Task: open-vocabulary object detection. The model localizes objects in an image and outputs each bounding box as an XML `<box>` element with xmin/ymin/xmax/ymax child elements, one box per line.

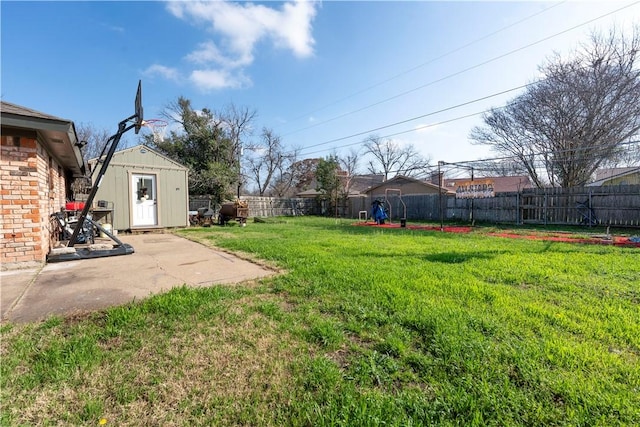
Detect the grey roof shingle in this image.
<box><xmin>1</xmin><ymin>101</ymin><xmax>70</xmax><ymax>122</ymax></box>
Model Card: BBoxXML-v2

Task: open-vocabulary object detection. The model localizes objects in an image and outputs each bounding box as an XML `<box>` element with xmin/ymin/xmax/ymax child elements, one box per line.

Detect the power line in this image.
<box><xmin>283</xmin><ymin>1</ymin><xmax>639</xmax><ymax>138</ymax></box>
<box><xmin>282</xmin><ymin>1</ymin><xmax>568</xmax><ymax>126</ymax></box>
<box><xmin>358</xmin><ymin>140</ymin><xmax>640</xmax><ymax>179</ymax></box>
<box><xmin>300</xmin><ymin>110</ymin><xmax>485</xmax><ymax>157</ymax></box>
<box><xmin>297</xmin><ymin>82</ymin><xmax>534</xmax><ymax>155</ymax></box>
<box><xmin>442</xmin><ymin>140</ymin><xmax>640</xmax><ymax>168</ymax></box>
<box><xmin>297</xmin><ymin>50</ymin><xmax>639</xmax><ymax>158</ymax></box>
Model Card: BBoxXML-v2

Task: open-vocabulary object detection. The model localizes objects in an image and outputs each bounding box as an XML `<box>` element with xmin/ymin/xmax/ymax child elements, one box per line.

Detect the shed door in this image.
<box><xmin>132</xmin><ymin>174</ymin><xmax>157</xmax><ymax>226</ymax></box>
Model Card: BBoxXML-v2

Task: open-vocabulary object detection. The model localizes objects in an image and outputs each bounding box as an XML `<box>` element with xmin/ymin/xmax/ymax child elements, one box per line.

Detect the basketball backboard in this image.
<box><xmin>134</xmin><ymin>80</ymin><xmax>144</xmax><ymax>134</ymax></box>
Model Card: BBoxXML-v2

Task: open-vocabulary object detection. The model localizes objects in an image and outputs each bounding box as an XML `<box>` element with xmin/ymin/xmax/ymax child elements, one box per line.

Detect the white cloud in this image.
<box><xmin>185</xmin><ymin>40</ymin><xmax>251</xmax><ymax>68</ymax></box>
<box><xmin>163</xmin><ymin>0</ymin><xmax>318</xmax><ymax>92</ymax></box>
<box><xmin>277</xmin><ymin>0</ymin><xmax>317</xmax><ymax>57</ymax></box>
<box><xmin>189</xmin><ymin>69</ymin><xmax>251</xmax><ymax>91</ymax></box>
<box><xmin>143</xmin><ymin>64</ymin><xmax>180</xmax><ymax>81</ymax></box>
<box><xmin>169</xmin><ymin>0</ymin><xmax>317</xmax><ymax>61</ymax></box>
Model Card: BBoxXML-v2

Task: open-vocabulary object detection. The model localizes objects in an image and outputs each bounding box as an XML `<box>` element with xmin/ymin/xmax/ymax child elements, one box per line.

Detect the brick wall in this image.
<box><xmin>1</xmin><ymin>134</ymin><xmax>66</xmax><ymax>268</ymax></box>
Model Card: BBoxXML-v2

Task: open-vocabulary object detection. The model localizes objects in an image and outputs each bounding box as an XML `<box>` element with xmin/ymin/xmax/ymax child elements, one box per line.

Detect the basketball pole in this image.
<box><xmin>68</xmin><ymin>118</ymin><xmax>138</xmax><ymax>247</ymax></box>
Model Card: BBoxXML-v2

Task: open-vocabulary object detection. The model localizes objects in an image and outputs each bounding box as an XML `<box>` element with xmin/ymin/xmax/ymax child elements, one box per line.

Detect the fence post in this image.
<box><xmin>438</xmin><ymin>161</ymin><xmax>444</xmax><ymax>231</ymax></box>
<box><xmin>544</xmin><ymin>191</ymin><xmax>548</xmax><ymax>226</ymax></box>
<box><xmin>589</xmin><ymin>189</ymin><xmax>593</xmax><ymax>228</ymax></box>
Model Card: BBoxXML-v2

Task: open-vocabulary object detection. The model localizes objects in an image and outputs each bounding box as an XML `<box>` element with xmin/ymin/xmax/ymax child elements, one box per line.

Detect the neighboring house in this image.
<box><xmin>365</xmin><ymin>175</ymin><xmax>455</xmax><ymax>198</ymax></box>
<box><xmin>296</xmin><ymin>173</ymin><xmax>386</xmax><ymax>198</ymax></box>
<box><xmin>89</xmin><ymin>145</ymin><xmax>189</xmax><ymax>231</ymax></box>
<box><xmin>443</xmin><ymin>175</ymin><xmax>533</xmax><ymax>194</ymax></box>
<box><xmin>347</xmin><ymin>174</ymin><xmax>385</xmax><ymax>196</ymax></box>
<box><xmin>1</xmin><ymin>101</ymin><xmax>85</xmax><ymax>269</ymax></box>
<box><xmin>296</xmin><ymin>188</ymin><xmax>322</xmax><ymax>198</ymax></box>
<box><xmin>587</xmin><ymin>167</ymin><xmax>640</xmax><ymax>186</ymax></box>
<box><xmin>294</xmin><ymin>174</ymin><xmax>321</xmax><ymax>198</ymax></box>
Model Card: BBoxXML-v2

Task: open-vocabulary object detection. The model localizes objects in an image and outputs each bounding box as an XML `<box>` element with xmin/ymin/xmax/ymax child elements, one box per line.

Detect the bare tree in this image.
<box><xmin>471</xmin><ymin>159</ymin><xmax>529</xmax><ymax>178</ymax></box>
<box><xmin>219</xmin><ymin>104</ymin><xmax>257</xmax><ymax>197</ymax></box>
<box><xmin>337</xmin><ymin>148</ymin><xmax>361</xmax><ymax>196</ymax></box>
<box><xmin>245</xmin><ymin>127</ymin><xmax>294</xmax><ymax>196</ymax></box>
<box><xmin>69</xmin><ymin>123</ymin><xmax>112</xmax><ymax>195</ymax></box>
<box><xmin>76</xmin><ymin>123</ymin><xmax>112</xmax><ymax>164</ymax></box>
<box><xmin>364</xmin><ymin>135</ymin><xmax>431</xmax><ymax>180</ymax></box>
<box><xmin>220</xmin><ymin>104</ymin><xmax>256</xmax><ymax>152</ymax></box>
<box><xmin>271</xmin><ymin>157</ymin><xmax>318</xmax><ymax>197</ymax></box>
<box><xmin>470</xmin><ymin>27</ymin><xmax>640</xmax><ymax>187</ymax></box>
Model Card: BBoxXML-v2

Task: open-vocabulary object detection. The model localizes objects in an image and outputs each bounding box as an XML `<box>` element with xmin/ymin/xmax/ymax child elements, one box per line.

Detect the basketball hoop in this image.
<box><xmin>141</xmin><ymin>119</ymin><xmax>168</xmax><ymax>143</ymax></box>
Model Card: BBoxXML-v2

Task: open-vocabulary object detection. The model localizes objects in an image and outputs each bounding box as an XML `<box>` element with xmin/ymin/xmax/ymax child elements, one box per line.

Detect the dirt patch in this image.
<box><xmin>354</xmin><ymin>222</ymin><xmax>473</xmax><ymax>233</ymax></box>
<box><xmin>487</xmin><ymin>232</ymin><xmax>640</xmax><ymax>247</ymax></box>
<box><xmin>353</xmin><ymin>221</ymin><xmax>640</xmax><ymax>248</ymax></box>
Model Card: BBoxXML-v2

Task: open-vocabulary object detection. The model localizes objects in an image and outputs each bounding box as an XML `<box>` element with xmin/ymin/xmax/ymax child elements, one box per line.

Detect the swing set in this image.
<box><xmin>370</xmin><ymin>188</ymin><xmax>407</xmax><ymax>227</ymax></box>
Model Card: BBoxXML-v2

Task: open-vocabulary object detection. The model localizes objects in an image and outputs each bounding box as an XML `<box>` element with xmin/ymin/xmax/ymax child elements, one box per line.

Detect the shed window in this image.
<box><xmin>136</xmin><ymin>177</ymin><xmax>155</xmax><ymax>200</ymax></box>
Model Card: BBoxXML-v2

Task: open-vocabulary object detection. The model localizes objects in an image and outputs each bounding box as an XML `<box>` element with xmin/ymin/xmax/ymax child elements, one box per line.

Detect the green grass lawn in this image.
<box><xmin>2</xmin><ymin>217</ymin><xmax>639</xmax><ymax>426</ymax></box>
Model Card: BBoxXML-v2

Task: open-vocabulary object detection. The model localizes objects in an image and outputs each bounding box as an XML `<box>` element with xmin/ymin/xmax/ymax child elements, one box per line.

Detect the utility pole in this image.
<box><xmin>470</xmin><ymin>166</ymin><xmax>474</xmax><ymax>224</ymax></box>
<box><xmin>237</xmin><ymin>145</ymin><xmax>243</xmax><ymax>199</ymax></box>
<box><xmin>438</xmin><ymin>161</ymin><xmax>444</xmax><ymax>231</ymax></box>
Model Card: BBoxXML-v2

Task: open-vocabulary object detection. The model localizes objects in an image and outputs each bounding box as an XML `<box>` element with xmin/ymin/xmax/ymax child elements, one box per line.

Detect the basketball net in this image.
<box><xmin>141</xmin><ymin>119</ymin><xmax>167</xmax><ymax>143</ymax></box>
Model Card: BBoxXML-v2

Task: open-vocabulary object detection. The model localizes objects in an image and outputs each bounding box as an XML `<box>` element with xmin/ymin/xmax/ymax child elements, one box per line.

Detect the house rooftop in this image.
<box><xmin>1</xmin><ymin>101</ymin><xmax>85</xmax><ymax>176</ymax></box>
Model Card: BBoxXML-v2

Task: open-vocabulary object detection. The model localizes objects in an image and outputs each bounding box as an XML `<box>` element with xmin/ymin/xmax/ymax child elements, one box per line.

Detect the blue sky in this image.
<box><xmin>2</xmin><ymin>1</ymin><xmax>639</xmax><ymax>169</ymax></box>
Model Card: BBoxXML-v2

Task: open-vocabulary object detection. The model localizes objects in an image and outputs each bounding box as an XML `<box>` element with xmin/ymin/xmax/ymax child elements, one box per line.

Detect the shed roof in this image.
<box><xmin>89</xmin><ymin>144</ymin><xmax>188</xmax><ymax>171</ymax></box>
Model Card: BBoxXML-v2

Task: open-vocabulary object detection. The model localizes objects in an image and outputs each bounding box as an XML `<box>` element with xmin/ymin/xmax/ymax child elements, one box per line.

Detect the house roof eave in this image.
<box><xmin>2</xmin><ymin>104</ymin><xmax>85</xmax><ymax>176</ymax></box>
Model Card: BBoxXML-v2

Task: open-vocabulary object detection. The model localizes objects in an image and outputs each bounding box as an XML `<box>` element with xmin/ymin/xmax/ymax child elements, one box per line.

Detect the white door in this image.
<box><xmin>131</xmin><ymin>174</ymin><xmax>157</xmax><ymax>226</ymax></box>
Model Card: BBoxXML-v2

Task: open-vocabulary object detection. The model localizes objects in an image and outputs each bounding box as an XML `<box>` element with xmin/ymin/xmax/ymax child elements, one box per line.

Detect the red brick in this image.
<box><xmin>5</xmin><ymin>248</ymin><xmax>24</xmax><ymax>254</ymax></box>
<box><xmin>19</xmin><ymin>139</ymin><xmax>37</xmax><ymax>149</ymax></box>
<box><xmin>13</xmin><ymin>255</ymin><xmax>38</xmax><ymax>262</ymax></box>
<box><xmin>4</xmin><ymin>242</ymin><xmax>25</xmax><ymax>248</ymax></box>
<box><xmin>21</xmin><ymin>201</ymin><xmax>39</xmax><ymax>208</ymax></box>
<box><xmin>8</xmin><ymin>227</ymin><xmax>28</xmax><ymax>233</ymax></box>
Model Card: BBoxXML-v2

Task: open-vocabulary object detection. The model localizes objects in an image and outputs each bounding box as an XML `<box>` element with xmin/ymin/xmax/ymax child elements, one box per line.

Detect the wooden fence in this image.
<box><xmin>190</xmin><ymin>184</ymin><xmax>640</xmax><ymax>228</ymax></box>
<box><xmin>346</xmin><ymin>185</ymin><xmax>639</xmax><ymax>227</ymax></box>
<box><xmin>518</xmin><ymin>185</ymin><xmax>640</xmax><ymax>226</ymax></box>
<box><xmin>189</xmin><ymin>195</ymin><xmax>322</xmax><ymax>217</ymax></box>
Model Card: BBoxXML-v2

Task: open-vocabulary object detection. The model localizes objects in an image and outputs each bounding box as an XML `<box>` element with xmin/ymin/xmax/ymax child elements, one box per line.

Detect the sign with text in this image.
<box><xmin>455</xmin><ymin>179</ymin><xmax>495</xmax><ymax>199</ymax></box>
